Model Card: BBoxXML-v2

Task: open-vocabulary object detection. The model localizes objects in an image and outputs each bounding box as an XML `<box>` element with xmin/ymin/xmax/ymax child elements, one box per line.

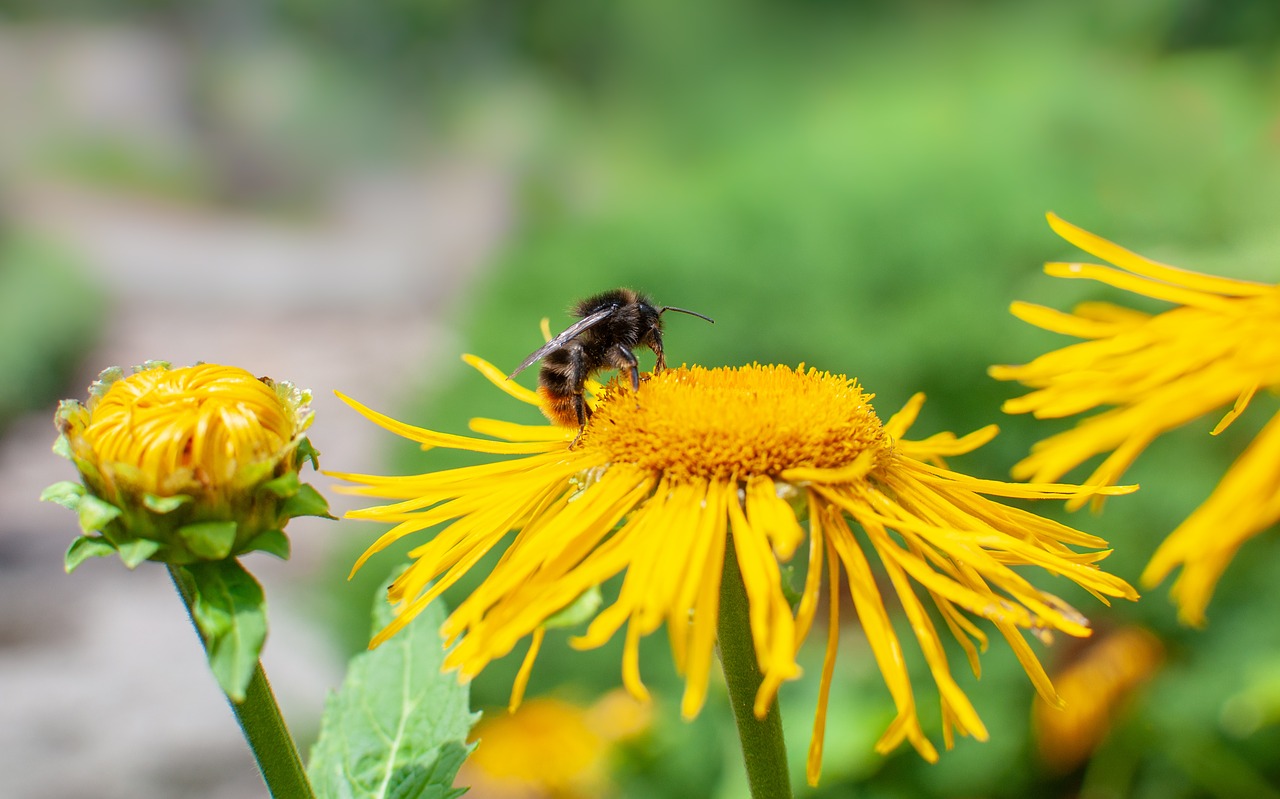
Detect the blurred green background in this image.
<box><xmin>9</xmin><ymin>0</ymin><xmax>1280</xmax><ymax>797</ymax></box>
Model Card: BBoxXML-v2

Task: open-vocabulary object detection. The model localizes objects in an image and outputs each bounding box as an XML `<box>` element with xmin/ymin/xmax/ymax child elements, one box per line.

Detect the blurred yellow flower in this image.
<box><xmin>335</xmin><ymin>355</ymin><xmax>1136</xmax><ymax>784</ymax></box>
<box><xmin>1032</xmin><ymin>626</ymin><xmax>1163</xmax><ymax>774</ymax></box>
<box><xmin>459</xmin><ymin>690</ymin><xmax>650</xmax><ymax>799</ymax></box>
<box><xmin>991</xmin><ymin>213</ymin><xmax>1280</xmax><ymax>625</ymax></box>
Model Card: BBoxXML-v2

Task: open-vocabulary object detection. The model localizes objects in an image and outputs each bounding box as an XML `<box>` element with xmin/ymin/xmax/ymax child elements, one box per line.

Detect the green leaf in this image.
<box><xmin>177</xmin><ymin>520</ymin><xmax>238</xmax><ymax>560</ymax></box>
<box><xmin>41</xmin><ymin>480</ymin><xmax>84</xmax><ymax>510</ymax></box>
<box><xmin>543</xmin><ymin>584</ymin><xmax>602</xmax><ymax>629</ymax></box>
<box><xmin>144</xmin><ymin>493</ymin><xmax>191</xmax><ymax>514</ymax></box>
<box><xmin>282</xmin><ymin>483</ymin><xmax>335</xmax><ymax>520</ymax></box>
<box><xmin>75</xmin><ymin>494</ymin><xmax>120</xmax><ymax>533</ymax></box>
<box><xmin>184</xmin><ymin>561</ymin><xmax>267</xmax><ymax>702</ymax></box>
<box><xmin>117</xmin><ymin>538</ymin><xmax>161</xmax><ymax>569</ymax></box>
<box><xmin>241</xmin><ymin>529</ymin><xmax>291</xmax><ymax>560</ymax></box>
<box><xmin>308</xmin><ymin>570</ymin><xmax>476</xmax><ymax>799</ymax></box>
<box><xmin>64</xmin><ymin>535</ymin><xmax>116</xmax><ymax>573</ymax></box>
<box><xmin>261</xmin><ymin>471</ymin><xmax>300</xmax><ymax>498</ymax></box>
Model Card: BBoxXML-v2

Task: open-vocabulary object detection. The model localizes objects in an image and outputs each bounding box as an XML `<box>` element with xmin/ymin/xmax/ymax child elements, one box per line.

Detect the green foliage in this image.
<box><xmin>181</xmin><ymin>560</ymin><xmax>269</xmax><ymax>702</ymax></box>
<box><xmin>0</xmin><ymin>234</ymin><xmax>103</xmax><ymax>430</ymax></box>
<box><xmin>308</xmin><ymin>571</ymin><xmax>476</xmax><ymax>799</ymax></box>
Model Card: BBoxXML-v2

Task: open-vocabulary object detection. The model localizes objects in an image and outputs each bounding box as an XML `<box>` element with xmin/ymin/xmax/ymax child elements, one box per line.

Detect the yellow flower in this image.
<box><xmin>334</xmin><ymin>355</ymin><xmax>1136</xmax><ymax>785</ymax></box>
<box><xmin>458</xmin><ymin>689</ymin><xmax>650</xmax><ymax>799</ymax></box>
<box><xmin>1032</xmin><ymin>626</ymin><xmax>1163</xmax><ymax>774</ymax></box>
<box><xmin>47</xmin><ymin>361</ymin><xmax>328</xmax><ymax>569</ymax></box>
<box><xmin>990</xmin><ymin>213</ymin><xmax>1280</xmax><ymax>625</ymax></box>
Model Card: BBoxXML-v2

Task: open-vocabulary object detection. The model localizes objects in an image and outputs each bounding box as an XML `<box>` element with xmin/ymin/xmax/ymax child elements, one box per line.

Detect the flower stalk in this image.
<box><xmin>719</xmin><ymin>532</ymin><xmax>794</xmax><ymax>799</ymax></box>
<box><xmin>168</xmin><ymin>564</ymin><xmax>315</xmax><ymax>799</ymax></box>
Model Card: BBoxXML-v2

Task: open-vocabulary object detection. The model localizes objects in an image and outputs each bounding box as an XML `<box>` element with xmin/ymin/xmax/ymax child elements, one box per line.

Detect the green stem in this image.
<box><xmin>167</xmin><ymin>564</ymin><xmax>315</xmax><ymax>799</ymax></box>
<box><xmin>718</xmin><ymin>533</ymin><xmax>794</xmax><ymax>799</ymax></box>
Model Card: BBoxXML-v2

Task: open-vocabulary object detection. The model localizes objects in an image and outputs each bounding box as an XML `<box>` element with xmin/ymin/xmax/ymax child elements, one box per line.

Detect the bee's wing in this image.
<box><xmin>507</xmin><ymin>307</ymin><xmax>616</xmax><ymax>378</ymax></box>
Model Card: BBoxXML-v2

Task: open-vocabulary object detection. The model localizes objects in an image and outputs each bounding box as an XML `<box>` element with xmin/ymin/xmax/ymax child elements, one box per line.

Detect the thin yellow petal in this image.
<box><xmin>805</xmin><ymin>537</ymin><xmax>841</xmax><ymax>787</ymax></box>
<box><xmin>462</xmin><ymin>353</ymin><xmax>543</xmax><ymax>406</ymax></box>
<box><xmin>1043</xmin><ymin>261</ymin><xmax>1240</xmax><ymax>312</ymax></box>
<box><xmin>508</xmin><ymin>626</ymin><xmax>545</xmax><ymax>712</ymax></box>
<box><xmin>1046</xmin><ymin>212</ymin><xmax>1269</xmax><ymax>297</ymax></box>
<box><xmin>336</xmin><ymin>390</ymin><xmax>558</xmax><ymax>454</ymax></box>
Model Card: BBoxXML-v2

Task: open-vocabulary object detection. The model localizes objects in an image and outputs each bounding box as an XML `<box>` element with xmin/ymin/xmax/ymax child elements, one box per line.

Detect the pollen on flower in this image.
<box><xmin>582</xmin><ymin>364</ymin><xmax>892</xmax><ymax>480</ymax></box>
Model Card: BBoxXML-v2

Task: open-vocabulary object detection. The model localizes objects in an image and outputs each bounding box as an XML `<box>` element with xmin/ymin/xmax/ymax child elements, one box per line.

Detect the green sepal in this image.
<box><xmin>144</xmin><ymin>493</ymin><xmax>191</xmax><ymax>514</ymax></box>
<box><xmin>41</xmin><ymin>480</ymin><xmax>85</xmax><ymax>510</ymax></box>
<box><xmin>65</xmin><ymin>534</ymin><xmax>117</xmax><ymax>573</ymax></box>
<box><xmin>307</xmin><ymin>569</ymin><xmax>475</xmax><ymax>799</ymax></box>
<box><xmin>241</xmin><ymin>529</ymin><xmax>291</xmax><ymax>560</ymax></box>
<box><xmin>76</xmin><ymin>494</ymin><xmax>121</xmax><ymax>533</ymax></box>
<box><xmin>183</xmin><ymin>560</ymin><xmax>267</xmax><ymax>703</ymax></box>
<box><xmin>295</xmin><ymin>437</ymin><xmax>321</xmax><ymax>471</ymax></box>
<box><xmin>51</xmin><ymin>433</ymin><xmax>74</xmax><ymax>461</ymax></box>
<box><xmin>544</xmin><ymin>584</ymin><xmax>603</xmax><ymax>629</ymax></box>
<box><xmin>261</xmin><ymin>471</ymin><xmax>300</xmax><ymax>498</ymax></box>
<box><xmin>282</xmin><ymin>483</ymin><xmax>334</xmax><ymax>520</ymax></box>
<box><xmin>178</xmin><ymin>520</ymin><xmax>239</xmax><ymax>560</ymax></box>
<box><xmin>118</xmin><ymin>538</ymin><xmax>162</xmax><ymax>569</ymax></box>
<box><xmin>89</xmin><ymin>366</ymin><xmax>124</xmax><ymax>399</ymax></box>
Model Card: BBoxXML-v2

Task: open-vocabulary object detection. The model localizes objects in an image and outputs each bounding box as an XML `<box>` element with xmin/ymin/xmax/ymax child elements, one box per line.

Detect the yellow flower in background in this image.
<box><xmin>47</xmin><ymin>361</ymin><xmax>328</xmax><ymax>569</ymax></box>
<box><xmin>334</xmin><ymin>355</ymin><xmax>1136</xmax><ymax>785</ymax></box>
<box><xmin>459</xmin><ymin>690</ymin><xmax>651</xmax><ymax>799</ymax></box>
<box><xmin>991</xmin><ymin>213</ymin><xmax>1280</xmax><ymax>625</ymax></box>
<box><xmin>1032</xmin><ymin>626</ymin><xmax>1164</xmax><ymax>774</ymax></box>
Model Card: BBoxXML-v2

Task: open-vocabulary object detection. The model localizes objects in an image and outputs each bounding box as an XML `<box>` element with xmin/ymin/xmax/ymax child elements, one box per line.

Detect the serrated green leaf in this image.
<box><xmin>117</xmin><ymin>538</ymin><xmax>161</xmax><ymax>568</ymax></box>
<box><xmin>184</xmin><ymin>561</ymin><xmax>267</xmax><ymax>702</ymax></box>
<box><xmin>76</xmin><ymin>494</ymin><xmax>120</xmax><ymax>533</ymax></box>
<box><xmin>543</xmin><ymin>584</ymin><xmax>602</xmax><ymax>629</ymax></box>
<box><xmin>64</xmin><ymin>535</ymin><xmax>116</xmax><ymax>573</ymax></box>
<box><xmin>144</xmin><ymin>493</ymin><xmax>191</xmax><ymax>514</ymax></box>
<box><xmin>177</xmin><ymin>520</ymin><xmax>238</xmax><ymax>560</ymax></box>
<box><xmin>41</xmin><ymin>480</ymin><xmax>84</xmax><ymax>510</ymax></box>
<box><xmin>282</xmin><ymin>483</ymin><xmax>335</xmax><ymax>520</ymax></box>
<box><xmin>241</xmin><ymin>529</ymin><xmax>291</xmax><ymax>560</ymax></box>
<box><xmin>308</xmin><ymin>570</ymin><xmax>475</xmax><ymax>799</ymax></box>
<box><xmin>381</xmin><ymin>741</ymin><xmax>471</xmax><ymax>799</ymax></box>
<box><xmin>261</xmin><ymin>471</ymin><xmax>300</xmax><ymax>498</ymax></box>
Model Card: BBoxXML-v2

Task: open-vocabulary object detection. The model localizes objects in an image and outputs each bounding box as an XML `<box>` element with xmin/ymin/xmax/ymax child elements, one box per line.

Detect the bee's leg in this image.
<box><xmin>567</xmin><ymin>345</ymin><xmax>590</xmax><ymax>427</ymax></box>
<box><xmin>611</xmin><ymin>345</ymin><xmax>641</xmax><ymax>392</ymax></box>
<box><xmin>650</xmin><ymin>329</ymin><xmax>666</xmax><ymax>372</ymax></box>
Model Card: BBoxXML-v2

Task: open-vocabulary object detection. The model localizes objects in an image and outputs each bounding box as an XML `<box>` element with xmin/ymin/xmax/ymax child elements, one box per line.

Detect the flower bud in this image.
<box><xmin>46</xmin><ymin>361</ymin><xmax>331</xmax><ymax>570</ymax></box>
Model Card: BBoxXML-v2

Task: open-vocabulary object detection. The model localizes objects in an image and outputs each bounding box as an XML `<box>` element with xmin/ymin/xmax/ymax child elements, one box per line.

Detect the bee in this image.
<box><xmin>508</xmin><ymin>288</ymin><xmax>714</xmax><ymax>429</ymax></box>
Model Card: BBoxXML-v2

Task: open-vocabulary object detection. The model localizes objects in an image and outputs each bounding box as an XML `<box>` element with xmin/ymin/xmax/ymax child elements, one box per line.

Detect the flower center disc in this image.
<box><xmin>583</xmin><ymin>364</ymin><xmax>889</xmax><ymax>479</ymax></box>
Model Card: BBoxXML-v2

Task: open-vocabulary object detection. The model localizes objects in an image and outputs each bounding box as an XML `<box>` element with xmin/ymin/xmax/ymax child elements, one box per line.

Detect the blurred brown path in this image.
<box><xmin>0</xmin><ymin>24</ymin><xmax>513</xmax><ymax>799</ymax></box>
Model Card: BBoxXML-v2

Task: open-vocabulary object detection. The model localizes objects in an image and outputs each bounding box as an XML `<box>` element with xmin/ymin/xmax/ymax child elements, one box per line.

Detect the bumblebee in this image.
<box><xmin>508</xmin><ymin>288</ymin><xmax>713</xmax><ymax>429</ymax></box>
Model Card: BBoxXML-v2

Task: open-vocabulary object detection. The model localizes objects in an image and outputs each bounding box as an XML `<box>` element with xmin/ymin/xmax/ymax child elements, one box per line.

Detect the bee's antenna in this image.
<box><xmin>660</xmin><ymin>306</ymin><xmax>715</xmax><ymax>324</ymax></box>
